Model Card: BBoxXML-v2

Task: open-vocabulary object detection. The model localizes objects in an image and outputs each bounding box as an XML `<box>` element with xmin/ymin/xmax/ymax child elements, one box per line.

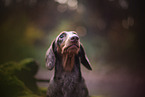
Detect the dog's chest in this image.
<box><xmin>59</xmin><ymin>72</ymin><xmax>80</xmax><ymax>90</ymax></box>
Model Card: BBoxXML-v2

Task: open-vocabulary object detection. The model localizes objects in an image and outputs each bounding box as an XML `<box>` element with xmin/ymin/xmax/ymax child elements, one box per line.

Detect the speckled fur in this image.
<box><xmin>46</xmin><ymin>31</ymin><xmax>91</xmax><ymax>97</ymax></box>
<box><xmin>46</xmin><ymin>55</ymin><xmax>89</xmax><ymax>97</ymax></box>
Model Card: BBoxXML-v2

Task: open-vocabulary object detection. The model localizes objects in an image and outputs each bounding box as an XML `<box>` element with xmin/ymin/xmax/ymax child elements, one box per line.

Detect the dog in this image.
<box><xmin>45</xmin><ymin>31</ymin><xmax>92</xmax><ymax>97</ymax></box>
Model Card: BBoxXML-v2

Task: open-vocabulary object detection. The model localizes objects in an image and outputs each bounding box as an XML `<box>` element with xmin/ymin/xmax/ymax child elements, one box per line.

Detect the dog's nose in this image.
<box><xmin>70</xmin><ymin>36</ymin><xmax>79</xmax><ymax>42</ymax></box>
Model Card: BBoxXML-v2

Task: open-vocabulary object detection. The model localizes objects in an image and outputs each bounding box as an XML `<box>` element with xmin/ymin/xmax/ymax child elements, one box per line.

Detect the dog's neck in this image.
<box><xmin>54</xmin><ymin>52</ymin><xmax>82</xmax><ymax>80</ymax></box>
<box><xmin>62</xmin><ymin>53</ymin><xmax>75</xmax><ymax>72</ymax></box>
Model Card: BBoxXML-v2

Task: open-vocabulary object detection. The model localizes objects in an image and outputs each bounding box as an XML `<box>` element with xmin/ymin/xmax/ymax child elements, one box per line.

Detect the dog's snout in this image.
<box><xmin>70</xmin><ymin>36</ymin><xmax>79</xmax><ymax>42</ymax></box>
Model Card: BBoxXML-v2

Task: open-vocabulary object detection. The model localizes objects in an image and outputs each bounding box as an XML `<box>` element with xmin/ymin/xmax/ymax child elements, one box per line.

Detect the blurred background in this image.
<box><xmin>0</xmin><ymin>0</ymin><xmax>145</xmax><ymax>97</ymax></box>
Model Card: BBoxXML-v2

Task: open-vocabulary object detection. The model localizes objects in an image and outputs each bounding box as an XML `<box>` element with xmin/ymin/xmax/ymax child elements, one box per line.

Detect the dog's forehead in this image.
<box><xmin>66</xmin><ymin>31</ymin><xmax>77</xmax><ymax>35</ymax></box>
<box><xmin>58</xmin><ymin>31</ymin><xmax>78</xmax><ymax>37</ymax></box>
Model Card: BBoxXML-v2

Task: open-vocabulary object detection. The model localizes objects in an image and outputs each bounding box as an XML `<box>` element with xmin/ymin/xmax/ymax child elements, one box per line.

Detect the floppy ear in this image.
<box><xmin>79</xmin><ymin>44</ymin><xmax>92</xmax><ymax>70</ymax></box>
<box><xmin>45</xmin><ymin>40</ymin><xmax>56</xmax><ymax>70</ymax></box>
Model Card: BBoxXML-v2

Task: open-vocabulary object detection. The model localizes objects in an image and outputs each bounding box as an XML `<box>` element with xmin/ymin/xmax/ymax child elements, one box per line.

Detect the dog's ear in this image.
<box><xmin>79</xmin><ymin>44</ymin><xmax>92</xmax><ymax>70</ymax></box>
<box><xmin>45</xmin><ymin>40</ymin><xmax>56</xmax><ymax>70</ymax></box>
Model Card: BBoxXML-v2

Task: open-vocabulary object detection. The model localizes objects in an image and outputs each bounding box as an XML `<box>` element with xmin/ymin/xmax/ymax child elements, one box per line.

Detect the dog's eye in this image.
<box><xmin>60</xmin><ymin>35</ymin><xmax>64</xmax><ymax>38</ymax></box>
<box><xmin>59</xmin><ymin>33</ymin><xmax>66</xmax><ymax>38</ymax></box>
<box><xmin>57</xmin><ymin>33</ymin><xmax>66</xmax><ymax>45</ymax></box>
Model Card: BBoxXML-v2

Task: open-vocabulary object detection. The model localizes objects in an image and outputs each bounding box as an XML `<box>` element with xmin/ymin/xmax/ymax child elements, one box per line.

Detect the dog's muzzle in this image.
<box><xmin>62</xmin><ymin>34</ymin><xmax>80</xmax><ymax>54</ymax></box>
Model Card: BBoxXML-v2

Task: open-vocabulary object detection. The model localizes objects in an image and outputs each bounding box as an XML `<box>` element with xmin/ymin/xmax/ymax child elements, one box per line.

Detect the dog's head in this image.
<box><xmin>56</xmin><ymin>31</ymin><xmax>80</xmax><ymax>55</ymax></box>
<box><xmin>46</xmin><ymin>31</ymin><xmax>92</xmax><ymax>71</ymax></box>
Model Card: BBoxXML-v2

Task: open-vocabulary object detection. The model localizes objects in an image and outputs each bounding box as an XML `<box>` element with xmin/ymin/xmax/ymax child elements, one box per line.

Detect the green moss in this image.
<box><xmin>19</xmin><ymin>58</ymin><xmax>39</xmax><ymax>76</ymax></box>
<box><xmin>38</xmin><ymin>87</ymin><xmax>48</xmax><ymax>96</ymax></box>
<box><xmin>0</xmin><ymin>71</ymin><xmax>30</xmax><ymax>97</ymax></box>
<box><xmin>0</xmin><ymin>59</ymin><xmax>42</xmax><ymax>97</ymax></box>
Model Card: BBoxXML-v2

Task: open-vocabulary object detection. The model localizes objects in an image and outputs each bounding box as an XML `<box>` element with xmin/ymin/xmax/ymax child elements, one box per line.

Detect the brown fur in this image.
<box><xmin>57</xmin><ymin>35</ymin><xmax>79</xmax><ymax>72</ymax></box>
<box><xmin>62</xmin><ymin>53</ymin><xmax>75</xmax><ymax>72</ymax></box>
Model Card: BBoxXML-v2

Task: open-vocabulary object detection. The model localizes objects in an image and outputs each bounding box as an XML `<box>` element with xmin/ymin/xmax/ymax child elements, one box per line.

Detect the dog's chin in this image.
<box><xmin>62</xmin><ymin>44</ymin><xmax>80</xmax><ymax>55</ymax></box>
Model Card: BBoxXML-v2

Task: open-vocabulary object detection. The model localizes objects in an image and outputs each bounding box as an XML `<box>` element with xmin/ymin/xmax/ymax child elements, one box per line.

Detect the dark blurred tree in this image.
<box><xmin>80</xmin><ymin>1</ymin><xmax>145</xmax><ymax>96</ymax></box>
<box><xmin>80</xmin><ymin>0</ymin><xmax>145</xmax><ymax>70</ymax></box>
<box><xmin>0</xmin><ymin>0</ymin><xmax>60</xmax><ymax>64</ymax></box>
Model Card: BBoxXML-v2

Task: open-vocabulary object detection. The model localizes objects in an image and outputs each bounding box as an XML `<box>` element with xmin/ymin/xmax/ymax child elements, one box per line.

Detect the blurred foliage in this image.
<box><xmin>0</xmin><ymin>0</ymin><xmax>59</xmax><ymax>66</ymax></box>
<box><xmin>0</xmin><ymin>0</ymin><xmax>144</xmax><ymax>69</ymax></box>
<box><xmin>0</xmin><ymin>58</ymin><xmax>45</xmax><ymax>97</ymax></box>
<box><xmin>0</xmin><ymin>0</ymin><xmax>143</xmax><ymax>66</ymax></box>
